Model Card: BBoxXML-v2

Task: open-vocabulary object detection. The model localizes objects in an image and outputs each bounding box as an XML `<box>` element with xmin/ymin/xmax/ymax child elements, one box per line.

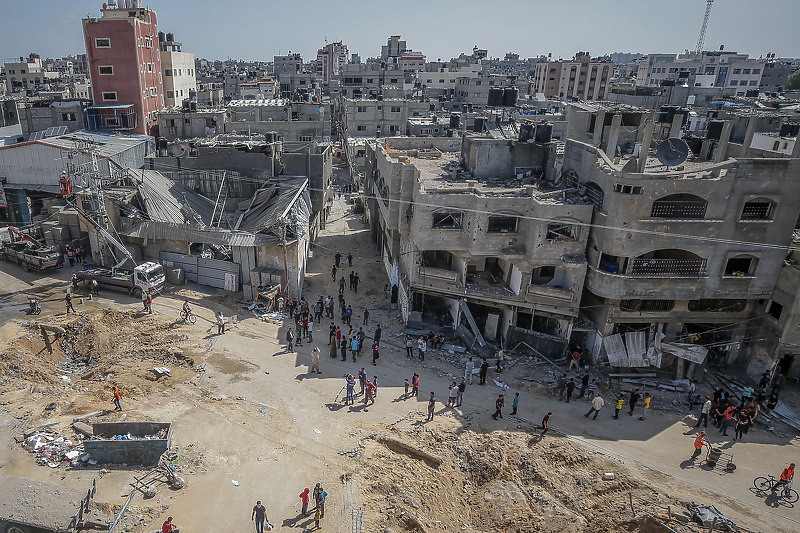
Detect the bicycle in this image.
<box><xmin>753</xmin><ymin>475</ymin><xmax>799</xmax><ymax>503</ymax></box>
<box><xmin>180</xmin><ymin>308</ymin><xmax>197</xmax><ymax>324</ymax></box>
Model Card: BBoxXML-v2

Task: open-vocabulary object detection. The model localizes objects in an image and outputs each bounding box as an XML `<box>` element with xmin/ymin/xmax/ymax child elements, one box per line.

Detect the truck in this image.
<box><xmin>0</xmin><ymin>475</ymin><xmax>108</xmax><ymax>533</ymax></box>
<box><xmin>0</xmin><ymin>226</ymin><xmax>63</xmax><ymax>273</ymax></box>
<box><xmin>75</xmin><ymin>261</ymin><xmax>166</xmax><ymax>297</ymax></box>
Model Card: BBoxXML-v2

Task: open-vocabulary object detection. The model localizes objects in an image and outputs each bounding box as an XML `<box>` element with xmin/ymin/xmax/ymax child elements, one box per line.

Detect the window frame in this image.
<box><xmin>432</xmin><ymin>211</ymin><xmax>464</xmax><ymax>230</ymax></box>
<box><xmin>95</xmin><ymin>38</ymin><xmax>111</xmax><ymax>48</ymax></box>
<box><xmin>98</xmin><ymin>65</ymin><xmax>114</xmax><ymax>75</ymax></box>
<box><xmin>487</xmin><ymin>215</ymin><xmax>519</xmax><ymax>234</ymax></box>
<box><xmin>101</xmin><ymin>91</ymin><xmax>118</xmax><ymax>101</ymax></box>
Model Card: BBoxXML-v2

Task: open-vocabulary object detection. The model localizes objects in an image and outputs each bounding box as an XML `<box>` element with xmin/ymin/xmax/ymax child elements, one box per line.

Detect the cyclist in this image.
<box><xmin>182</xmin><ymin>300</ymin><xmax>192</xmax><ymax>318</ymax></box>
<box><xmin>774</xmin><ymin>463</ymin><xmax>795</xmax><ymax>491</ymax></box>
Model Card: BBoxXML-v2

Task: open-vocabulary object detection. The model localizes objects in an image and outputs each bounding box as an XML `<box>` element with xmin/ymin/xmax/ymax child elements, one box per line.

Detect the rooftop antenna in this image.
<box><xmin>695</xmin><ymin>0</ymin><xmax>715</xmax><ymax>55</ymax></box>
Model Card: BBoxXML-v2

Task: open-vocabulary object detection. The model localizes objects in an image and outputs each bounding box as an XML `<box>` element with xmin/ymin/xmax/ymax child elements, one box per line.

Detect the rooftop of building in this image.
<box><xmin>382</xmin><ymin>141</ymin><xmax>587</xmax><ymax>204</ymax></box>
<box><xmin>569</xmin><ymin>101</ymin><xmax>649</xmax><ymax>114</ymax></box>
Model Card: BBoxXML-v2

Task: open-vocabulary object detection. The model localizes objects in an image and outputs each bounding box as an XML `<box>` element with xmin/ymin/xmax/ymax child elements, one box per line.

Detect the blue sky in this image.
<box><xmin>2</xmin><ymin>0</ymin><xmax>798</xmax><ymax>63</ymax></box>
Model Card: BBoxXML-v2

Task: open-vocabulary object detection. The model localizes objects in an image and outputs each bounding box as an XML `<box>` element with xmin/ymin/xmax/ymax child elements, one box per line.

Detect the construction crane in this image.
<box><xmin>695</xmin><ymin>0</ymin><xmax>715</xmax><ymax>55</ymax></box>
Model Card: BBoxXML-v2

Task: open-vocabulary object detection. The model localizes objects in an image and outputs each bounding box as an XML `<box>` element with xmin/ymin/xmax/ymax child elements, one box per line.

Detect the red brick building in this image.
<box><xmin>83</xmin><ymin>3</ymin><xmax>164</xmax><ymax>135</ymax></box>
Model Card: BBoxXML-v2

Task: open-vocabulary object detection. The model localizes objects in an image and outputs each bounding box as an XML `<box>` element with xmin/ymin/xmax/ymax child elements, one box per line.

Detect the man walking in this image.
<box><xmin>374</xmin><ymin>324</ymin><xmax>382</xmax><ymax>346</ymax></box>
<box><xmin>335</xmin><ymin>251</ymin><xmax>342</xmax><ymax>268</ymax></box>
<box><xmin>584</xmin><ymin>393</ymin><xmax>604</xmax><ymax>420</ymax></box>
<box><xmin>556</xmin><ymin>374</ymin><xmax>568</xmax><ymax>400</ymax></box>
<box><xmin>479</xmin><ymin>358</ymin><xmax>489</xmax><ymax>385</ymax></box>
<box><xmin>347</xmin><ymin>252</ymin><xmax>353</xmax><ymax>267</ymax></box>
<box><xmin>495</xmin><ymin>349</ymin><xmax>504</xmax><ymax>373</ymax></box>
<box><xmin>338</xmin><ymin>276</ymin><xmax>346</xmax><ymax>294</ymax></box>
<box><xmin>720</xmin><ymin>404</ymin><xmax>736</xmax><ymax>436</ymax></box>
<box><xmin>364</xmin><ymin>380</ymin><xmax>375</xmax><ymax>406</ymax></box>
<box><xmin>613</xmin><ymin>394</ymin><xmax>624</xmax><ymax>419</ymax></box>
<box><xmin>457</xmin><ymin>378</ymin><xmax>467</xmax><ymax>407</ymax></box>
<box><xmin>695</xmin><ymin>396</ymin><xmax>711</xmax><ymax>428</ymax></box>
<box><xmin>406</xmin><ymin>335</ymin><xmax>414</xmax><ymax>357</ymax></box>
<box><xmin>465</xmin><ymin>357</ymin><xmax>474</xmax><ymax>384</ymax></box>
<box><xmin>353</xmin><ymin>273</ymin><xmax>360</xmax><ymax>292</ymax></box>
<box><xmin>65</xmin><ymin>292</ymin><xmax>76</xmax><ymax>314</ymax></box>
<box><xmin>565</xmin><ymin>378</ymin><xmax>576</xmax><ymax>403</ymax></box>
<box><xmin>113</xmin><ymin>387</ymin><xmax>122</xmax><ymax>411</ymax></box>
<box><xmin>691</xmin><ymin>431</ymin><xmax>707</xmax><ymax>460</ymax></box>
<box><xmin>426</xmin><ymin>392</ymin><xmax>436</xmax><ymax>421</ymax></box>
<box><xmin>363</xmin><ymin>308</ymin><xmax>369</xmax><ymax>325</ymax></box>
<box><xmin>639</xmin><ymin>393</ymin><xmax>651</xmax><ymax>420</ymax></box>
<box><xmin>251</xmin><ymin>501</ymin><xmax>268</xmax><ymax>533</ymax></box>
<box><xmin>349</xmin><ymin>271</ymin><xmax>355</xmax><ymax>291</ymax></box>
<box><xmin>628</xmin><ymin>389</ymin><xmax>640</xmax><ymax>416</ymax></box>
<box><xmin>351</xmin><ymin>337</ymin><xmax>359</xmax><ymax>362</ymax></box>
<box><xmin>511</xmin><ymin>392</ymin><xmax>519</xmax><ymax>415</ymax></box>
<box><xmin>492</xmin><ymin>394</ymin><xmax>505</xmax><ymax>420</ymax></box>
<box><xmin>418</xmin><ymin>336</ymin><xmax>427</xmax><ymax>361</ymax></box>
<box><xmin>358</xmin><ymin>368</ymin><xmax>367</xmax><ymax>395</ymax></box>
<box><xmin>411</xmin><ymin>373</ymin><xmax>419</xmax><ymax>397</ymax></box>
<box><xmin>371</xmin><ymin>340</ymin><xmax>380</xmax><ymax>366</ymax></box>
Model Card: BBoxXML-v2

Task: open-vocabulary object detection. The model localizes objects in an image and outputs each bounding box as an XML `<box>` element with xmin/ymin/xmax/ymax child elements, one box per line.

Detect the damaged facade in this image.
<box><xmin>364</xmin><ymin>135</ymin><xmax>593</xmax><ymax>357</ymax></box>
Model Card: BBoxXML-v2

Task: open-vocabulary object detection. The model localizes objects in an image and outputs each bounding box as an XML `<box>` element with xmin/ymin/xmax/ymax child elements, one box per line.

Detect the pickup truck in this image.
<box><xmin>76</xmin><ymin>261</ymin><xmax>165</xmax><ymax>297</ymax></box>
<box><xmin>0</xmin><ymin>475</ymin><xmax>108</xmax><ymax>533</ymax></box>
<box><xmin>0</xmin><ymin>241</ymin><xmax>63</xmax><ymax>272</ymax></box>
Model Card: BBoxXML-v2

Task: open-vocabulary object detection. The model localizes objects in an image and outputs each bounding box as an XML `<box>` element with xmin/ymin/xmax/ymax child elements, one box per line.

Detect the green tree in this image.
<box><xmin>787</xmin><ymin>70</ymin><xmax>800</xmax><ymax>91</ymax></box>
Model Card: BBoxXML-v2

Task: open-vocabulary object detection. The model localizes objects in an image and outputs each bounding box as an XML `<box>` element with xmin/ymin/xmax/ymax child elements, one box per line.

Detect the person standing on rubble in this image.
<box><xmin>465</xmin><ymin>357</ymin><xmax>475</xmax><ymax>384</ymax></box>
<box><xmin>427</xmin><ymin>391</ymin><xmax>436</xmax><ymax>421</ymax></box>
<box><xmin>216</xmin><ymin>311</ymin><xmax>225</xmax><ymax>334</ymax></box>
<box><xmin>113</xmin><ymin>387</ymin><xmax>122</xmax><ymax>411</ymax></box>
<box><xmin>540</xmin><ymin>412</ymin><xmax>552</xmax><ymax>436</ymax></box>
<box><xmin>479</xmin><ymin>358</ymin><xmax>490</xmax><ymax>385</ymax></box>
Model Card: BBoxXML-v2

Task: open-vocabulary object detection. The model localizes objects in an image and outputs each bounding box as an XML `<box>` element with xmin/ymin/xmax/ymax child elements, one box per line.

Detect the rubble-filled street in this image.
<box><xmin>0</xmin><ymin>198</ymin><xmax>797</xmax><ymax>533</ymax></box>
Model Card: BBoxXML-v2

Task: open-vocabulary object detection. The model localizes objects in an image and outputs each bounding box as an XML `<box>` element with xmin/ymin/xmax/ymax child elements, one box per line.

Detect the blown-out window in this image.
<box><xmin>487</xmin><ymin>216</ymin><xmax>518</xmax><ymax>233</ymax></box>
<box><xmin>432</xmin><ymin>212</ymin><xmax>463</xmax><ymax>229</ymax></box>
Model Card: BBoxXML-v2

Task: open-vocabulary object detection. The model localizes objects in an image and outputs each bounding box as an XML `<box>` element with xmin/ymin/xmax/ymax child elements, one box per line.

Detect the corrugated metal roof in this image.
<box><xmin>237</xmin><ymin>178</ymin><xmax>308</xmax><ymax>233</ymax></box>
<box><xmin>132</xmin><ymin>169</ymin><xmax>215</xmax><ymax>225</ymax></box>
<box><xmin>36</xmin><ymin>131</ymin><xmax>150</xmax><ymax>159</ymax></box>
<box><xmin>121</xmin><ymin>221</ymin><xmax>281</xmax><ymax>247</ymax></box>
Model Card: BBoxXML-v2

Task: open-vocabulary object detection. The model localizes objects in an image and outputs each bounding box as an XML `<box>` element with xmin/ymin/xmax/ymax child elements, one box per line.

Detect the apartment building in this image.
<box><xmin>343</xmin><ymin>98</ymin><xmax>434</xmax><ymax>137</ymax></box>
<box><xmin>363</xmin><ymin>135</ymin><xmax>593</xmax><ymax>354</ymax></box>
<box><xmin>564</xmin><ymin>104</ymin><xmax>800</xmax><ymax>376</ymax></box>
<box><xmin>316</xmin><ymin>41</ymin><xmax>348</xmax><ymax>84</ymax></box>
<box><xmin>82</xmin><ymin>1</ymin><xmax>164</xmax><ymax>134</ymax></box>
<box><xmin>533</xmin><ymin>53</ymin><xmax>613</xmax><ymax>101</ymax></box>
<box><xmin>635</xmin><ymin>51</ymin><xmax>764</xmax><ymax>96</ymax></box>
<box><xmin>159</xmin><ymin>32</ymin><xmax>196</xmax><ymax>107</ymax></box>
<box><xmin>3</xmin><ymin>55</ymin><xmax>59</xmax><ymax>93</ymax></box>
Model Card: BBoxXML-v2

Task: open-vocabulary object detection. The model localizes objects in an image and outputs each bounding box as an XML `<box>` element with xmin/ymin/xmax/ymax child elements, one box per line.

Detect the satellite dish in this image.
<box><xmin>656</xmin><ymin>138</ymin><xmax>689</xmax><ymax>166</ymax></box>
<box><xmin>167</xmin><ymin>143</ymin><xmax>187</xmax><ymax>158</ymax></box>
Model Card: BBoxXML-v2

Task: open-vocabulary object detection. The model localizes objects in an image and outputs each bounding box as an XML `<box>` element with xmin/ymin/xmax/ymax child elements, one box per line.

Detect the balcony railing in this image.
<box><xmin>628</xmin><ymin>258</ymin><xmax>707</xmax><ymax>277</ymax></box>
<box><xmin>418</xmin><ymin>266</ymin><xmax>459</xmax><ymax>282</ymax></box>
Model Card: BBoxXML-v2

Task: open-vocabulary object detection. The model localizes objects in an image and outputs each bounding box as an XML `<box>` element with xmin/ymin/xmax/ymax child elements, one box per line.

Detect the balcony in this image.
<box><xmin>414</xmin><ymin>266</ymin><xmax>462</xmax><ymax>292</ymax></box>
<box><xmin>586</xmin><ymin>265</ymin><xmax>710</xmax><ymax>300</ymax></box>
<box><xmin>527</xmin><ymin>284</ymin><xmax>574</xmax><ymax>302</ymax></box>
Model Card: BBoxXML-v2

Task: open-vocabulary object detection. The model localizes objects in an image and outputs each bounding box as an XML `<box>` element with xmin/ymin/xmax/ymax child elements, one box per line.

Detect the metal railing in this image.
<box><xmin>650</xmin><ymin>200</ymin><xmax>707</xmax><ymax>219</ymax></box>
<box><xmin>629</xmin><ymin>258</ymin><xmax>707</xmax><ymax>277</ymax></box>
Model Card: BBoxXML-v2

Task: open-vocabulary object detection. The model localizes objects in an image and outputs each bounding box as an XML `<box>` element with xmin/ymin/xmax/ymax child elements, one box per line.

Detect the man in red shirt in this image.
<box><xmin>364</xmin><ymin>380</ymin><xmax>375</xmax><ymax>406</ymax></box>
<box><xmin>541</xmin><ymin>412</ymin><xmax>552</xmax><ymax>436</ymax></box>
<box><xmin>774</xmin><ymin>463</ymin><xmax>795</xmax><ymax>491</ymax></box>
<box><xmin>162</xmin><ymin>517</ymin><xmax>179</xmax><ymax>533</ymax></box>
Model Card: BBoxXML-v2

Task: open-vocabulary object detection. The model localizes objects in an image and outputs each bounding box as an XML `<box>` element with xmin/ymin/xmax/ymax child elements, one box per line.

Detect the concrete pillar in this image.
<box><xmin>669</xmin><ymin>112</ymin><xmax>683</xmax><ymax>139</ymax></box>
<box><xmin>715</xmin><ymin>121</ymin><xmax>733</xmax><ymax>163</ymax></box>
<box><xmin>604</xmin><ymin>114</ymin><xmax>622</xmax><ymax>158</ymax></box>
<box><xmin>792</xmin><ymin>137</ymin><xmax>800</xmax><ymax>159</ymax></box>
<box><xmin>593</xmin><ymin>111</ymin><xmax>606</xmax><ymax>147</ymax></box>
<box><xmin>637</xmin><ymin>120</ymin><xmax>654</xmax><ymax>172</ymax></box>
<box><xmin>739</xmin><ymin>116</ymin><xmax>759</xmax><ymax>157</ymax></box>
<box><xmin>700</xmin><ymin>139</ymin><xmax>713</xmax><ymax>160</ymax></box>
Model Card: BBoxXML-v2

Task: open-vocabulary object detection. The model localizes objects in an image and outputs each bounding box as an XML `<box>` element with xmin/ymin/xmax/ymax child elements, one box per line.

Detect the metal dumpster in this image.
<box><xmin>84</xmin><ymin>422</ymin><xmax>172</xmax><ymax>466</ymax></box>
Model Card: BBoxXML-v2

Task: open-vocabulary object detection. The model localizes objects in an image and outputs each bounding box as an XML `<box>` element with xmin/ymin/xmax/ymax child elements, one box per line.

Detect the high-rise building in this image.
<box><xmin>159</xmin><ymin>32</ymin><xmax>196</xmax><ymax>107</ymax></box>
<box><xmin>82</xmin><ymin>1</ymin><xmax>164</xmax><ymax>134</ymax></box>
<box><xmin>532</xmin><ymin>52</ymin><xmax>613</xmax><ymax>101</ymax></box>
<box><xmin>316</xmin><ymin>41</ymin><xmax>348</xmax><ymax>84</ymax></box>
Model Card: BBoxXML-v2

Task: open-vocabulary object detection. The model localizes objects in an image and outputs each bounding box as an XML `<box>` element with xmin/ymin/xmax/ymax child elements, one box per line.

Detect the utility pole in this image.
<box><xmin>281</xmin><ymin>217</ymin><xmax>290</xmax><ymax>298</ymax></box>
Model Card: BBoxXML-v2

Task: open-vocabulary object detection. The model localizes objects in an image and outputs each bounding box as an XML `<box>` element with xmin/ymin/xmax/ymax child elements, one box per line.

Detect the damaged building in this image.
<box><xmin>364</xmin><ymin>133</ymin><xmax>593</xmax><ymax>356</ymax></box>
<box><xmin>565</xmin><ymin>102</ymin><xmax>800</xmax><ymax>379</ymax></box>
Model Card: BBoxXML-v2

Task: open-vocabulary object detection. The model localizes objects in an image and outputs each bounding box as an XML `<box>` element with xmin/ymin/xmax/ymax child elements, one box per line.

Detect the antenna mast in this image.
<box><xmin>695</xmin><ymin>0</ymin><xmax>715</xmax><ymax>55</ymax></box>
